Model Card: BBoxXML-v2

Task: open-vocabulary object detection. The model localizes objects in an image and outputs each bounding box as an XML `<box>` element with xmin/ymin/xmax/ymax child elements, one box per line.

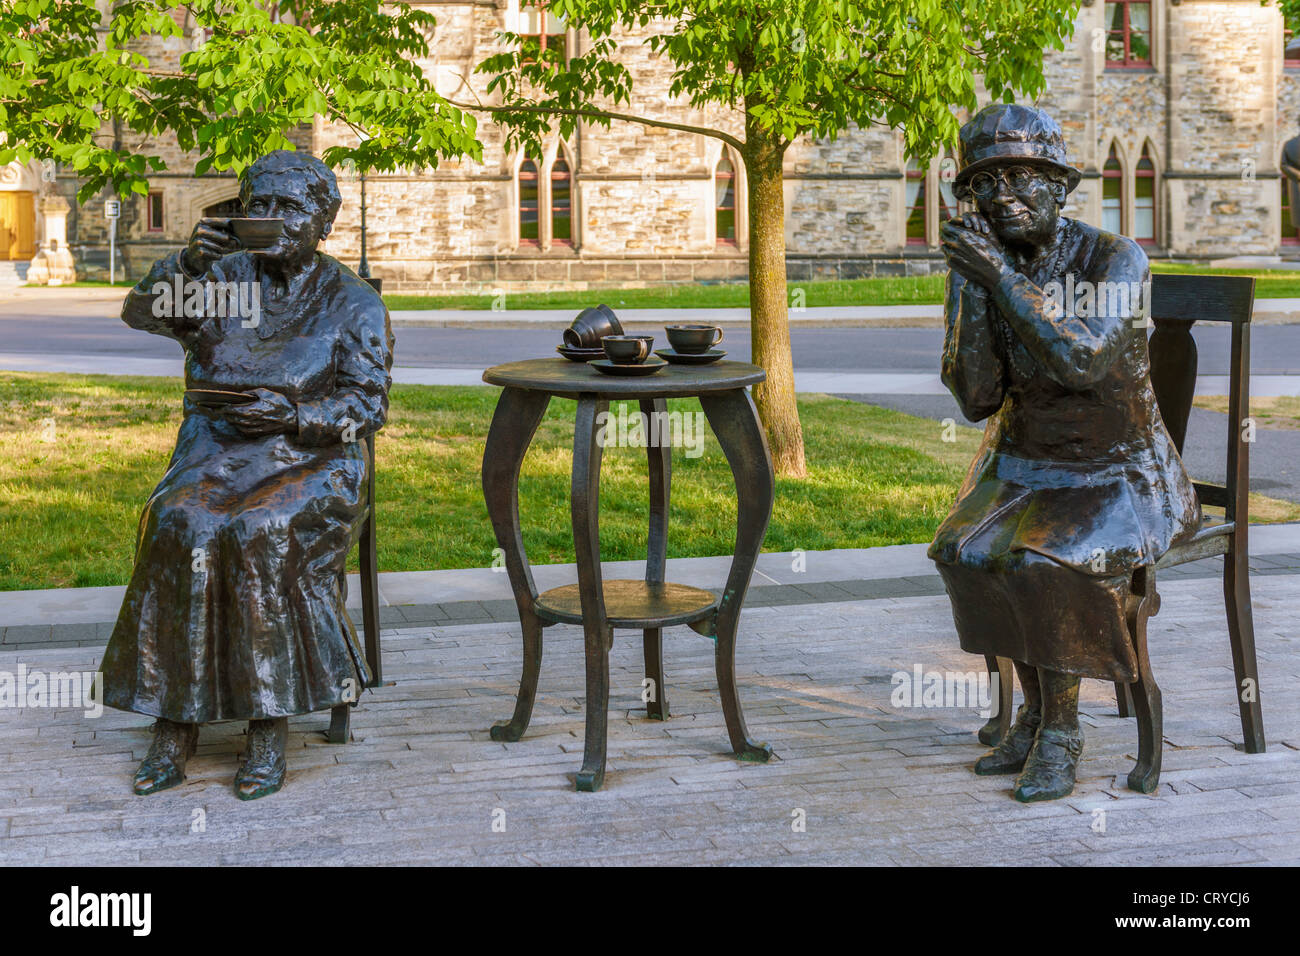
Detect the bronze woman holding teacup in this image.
<box><xmin>930</xmin><ymin>105</ymin><xmax>1199</xmax><ymax>801</ymax></box>
<box><xmin>99</xmin><ymin>150</ymin><xmax>394</xmax><ymax>800</ymax></box>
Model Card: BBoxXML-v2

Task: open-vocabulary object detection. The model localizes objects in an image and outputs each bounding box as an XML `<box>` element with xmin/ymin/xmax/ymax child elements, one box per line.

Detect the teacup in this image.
<box><xmin>228</xmin><ymin>217</ymin><xmax>285</xmax><ymax>252</ymax></box>
<box><xmin>564</xmin><ymin>304</ymin><xmax>623</xmax><ymax>349</ymax></box>
<box><xmin>602</xmin><ymin>335</ymin><xmax>654</xmax><ymax>365</ymax></box>
<box><xmin>665</xmin><ymin>324</ymin><xmax>725</xmax><ymax>354</ymax></box>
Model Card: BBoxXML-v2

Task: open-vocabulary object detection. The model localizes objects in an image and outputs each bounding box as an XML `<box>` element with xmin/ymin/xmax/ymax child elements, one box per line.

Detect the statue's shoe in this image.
<box><xmin>133</xmin><ymin>720</ymin><xmax>199</xmax><ymax>796</ymax></box>
<box><xmin>1013</xmin><ymin>726</ymin><xmax>1085</xmax><ymax>802</ymax></box>
<box><xmin>235</xmin><ymin>718</ymin><xmax>287</xmax><ymax>801</ymax></box>
<box><xmin>974</xmin><ymin>704</ymin><xmax>1041</xmax><ymax>775</ymax></box>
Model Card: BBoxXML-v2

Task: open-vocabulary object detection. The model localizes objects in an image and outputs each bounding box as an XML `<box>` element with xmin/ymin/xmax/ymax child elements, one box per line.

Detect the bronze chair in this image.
<box><xmin>327</xmin><ymin>433</ymin><xmax>383</xmax><ymax>743</ymax></box>
<box><xmin>979</xmin><ymin>273</ymin><xmax>1265</xmax><ymax>792</ymax></box>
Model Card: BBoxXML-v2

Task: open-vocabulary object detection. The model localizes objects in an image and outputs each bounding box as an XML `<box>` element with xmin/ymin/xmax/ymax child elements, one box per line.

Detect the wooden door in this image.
<box><xmin>0</xmin><ymin>191</ymin><xmax>36</xmax><ymax>260</ymax></box>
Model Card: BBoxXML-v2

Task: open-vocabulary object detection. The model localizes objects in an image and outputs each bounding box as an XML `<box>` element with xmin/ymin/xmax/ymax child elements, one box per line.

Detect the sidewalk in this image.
<box><xmin>7</xmin><ymin>529</ymin><xmax>1300</xmax><ymax>640</ymax></box>
<box><xmin>1</xmin><ymin>538</ymin><xmax>1297</xmax><ymax>864</ymax></box>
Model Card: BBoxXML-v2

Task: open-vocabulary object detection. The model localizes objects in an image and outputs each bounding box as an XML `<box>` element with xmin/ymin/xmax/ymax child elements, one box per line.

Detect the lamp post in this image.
<box><xmin>359</xmin><ymin>169</ymin><xmax>370</xmax><ymax>280</ymax></box>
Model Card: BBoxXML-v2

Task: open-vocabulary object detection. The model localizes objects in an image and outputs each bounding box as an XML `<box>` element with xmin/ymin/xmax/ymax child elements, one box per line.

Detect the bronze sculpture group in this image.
<box><xmin>100</xmin><ymin>106</ymin><xmax>1204</xmax><ymax>804</ymax></box>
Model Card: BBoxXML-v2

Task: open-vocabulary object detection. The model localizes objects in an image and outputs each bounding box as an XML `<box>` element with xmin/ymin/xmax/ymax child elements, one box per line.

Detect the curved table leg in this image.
<box><xmin>573</xmin><ymin>394</ymin><xmax>612</xmax><ymax>791</ymax></box>
<box><xmin>642</xmin><ymin>398</ymin><xmax>671</xmax><ymax>721</ymax></box>
<box><xmin>698</xmin><ymin>388</ymin><xmax>774</xmax><ymax>762</ymax></box>
<box><xmin>482</xmin><ymin>386</ymin><xmax>552</xmax><ymax>743</ymax></box>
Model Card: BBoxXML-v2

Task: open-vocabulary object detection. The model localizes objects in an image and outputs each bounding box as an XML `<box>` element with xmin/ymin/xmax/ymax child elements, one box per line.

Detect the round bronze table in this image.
<box><xmin>481</xmin><ymin>357</ymin><xmax>776</xmax><ymax>791</ymax></box>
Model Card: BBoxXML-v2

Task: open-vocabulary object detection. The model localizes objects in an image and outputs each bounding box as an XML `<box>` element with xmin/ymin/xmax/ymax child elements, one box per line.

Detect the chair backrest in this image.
<box><xmin>1147</xmin><ymin>273</ymin><xmax>1254</xmax><ymax>522</ymax></box>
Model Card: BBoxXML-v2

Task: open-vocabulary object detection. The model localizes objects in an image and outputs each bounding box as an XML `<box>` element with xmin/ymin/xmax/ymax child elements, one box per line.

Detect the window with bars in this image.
<box><xmin>519</xmin><ymin>157</ymin><xmax>540</xmax><ymax>244</ymax></box>
<box><xmin>520</xmin><ymin>2</ymin><xmax>567</xmax><ymax>64</ymax></box>
<box><xmin>1102</xmin><ymin>144</ymin><xmax>1123</xmax><ymax>234</ymax></box>
<box><xmin>551</xmin><ymin>153</ymin><xmax>571</xmax><ymax>245</ymax></box>
<box><xmin>517</xmin><ymin>150</ymin><xmax>576</xmax><ymax>248</ymax></box>
<box><xmin>147</xmin><ymin>192</ymin><xmax>164</xmax><ymax>232</ymax></box>
<box><xmin>1134</xmin><ymin>145</ymin><xmax>1156</xmax><ymax>244</ymax></box>
<box><xmin>905</xmin><ymin>160</ymin><xmax>927</xmax><ymax>245</ymax></box>
<box><xmin>937</xmin><ymin>150</ymin><xmax>958</xmax><ymax>223</ymax></box>
<box><xmin>1104</xmin><ymin>2</ymin><xmax>1152</xmax><ymax>68</ymax></box>
<box><xmin>715</xmin><ymin>155</ymin><xmax>736</xmax><ymax>245</ymax></box>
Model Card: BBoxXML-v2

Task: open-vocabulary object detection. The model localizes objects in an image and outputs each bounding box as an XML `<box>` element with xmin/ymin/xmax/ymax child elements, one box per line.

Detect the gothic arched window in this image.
<box><xmin>715</xmin><ymin>155</ymin><xmax>736</xmax><ymax>245</ymax></box>
<box><xmin>519</xmin><ymin>157</ymin><xmax>540</xmax><ymax>245</ymax></box>
<box><xmin>1102</xmin><ymin>144</ymin><xmax>1123</xmax><ymax>235</ymax></box>
<box><xmin>1134</xmin><ymin>145</ymin><xmax>1156</xmax><ymax>245</ymax></box>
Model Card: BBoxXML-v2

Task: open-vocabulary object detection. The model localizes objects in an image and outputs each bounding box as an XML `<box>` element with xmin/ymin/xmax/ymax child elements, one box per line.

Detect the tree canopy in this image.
<box><xmin>0</xmin><ymin>0</ymin><xmax>482</xmax><ymax>202</ymax></box>
<box><xmin>474</xmin><ymin>0</ymin><xmax>1081</xmax><ymax>163</ymax></box>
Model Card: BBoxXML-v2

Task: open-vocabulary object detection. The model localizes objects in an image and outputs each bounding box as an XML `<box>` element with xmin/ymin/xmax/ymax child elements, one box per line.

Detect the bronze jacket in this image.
<box><xmin>928</xmin><ymin>218</ymin><xmax>1200</xmax><ymax>577</ymax></box>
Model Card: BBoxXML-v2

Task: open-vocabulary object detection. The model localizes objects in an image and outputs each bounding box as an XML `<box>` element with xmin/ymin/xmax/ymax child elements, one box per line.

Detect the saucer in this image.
<box><xmin>185</xmin><ymin>388</ymin><xmax>258</xmax><ymax>406</ymax></box>
<box><xmin>590</xmin><ymin>357</ymin><xmax>668</xmax><ymax>376</ymax></box>
<box><xmin>557</xmin><ymin>345</ymin><xmax>605</xmax><ymax>362</ymax></box>
<box><xmin>654</xmin><ymin>348</ymin><xmax>726</xmax><ymax>366</ymax></box>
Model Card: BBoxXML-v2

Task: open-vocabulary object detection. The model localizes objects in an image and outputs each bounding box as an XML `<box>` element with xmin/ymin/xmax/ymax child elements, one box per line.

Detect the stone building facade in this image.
<box><xmin>4</xmin><ymin>0</ymin><xmax>1299</xmax><ymax>290</ymax></box>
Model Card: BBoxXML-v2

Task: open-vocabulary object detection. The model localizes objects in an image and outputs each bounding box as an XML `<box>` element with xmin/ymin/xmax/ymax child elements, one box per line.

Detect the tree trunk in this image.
<box><xmin>742</xmin><ymin>129</ymin><xmax>806</xmax><ymax>477</ymax></box>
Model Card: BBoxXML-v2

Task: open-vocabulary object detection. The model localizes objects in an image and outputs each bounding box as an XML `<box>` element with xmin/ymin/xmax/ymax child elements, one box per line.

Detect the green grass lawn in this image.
<box><xmin>1195</xmin><ymin>395</ymin><xmax>1300</xmax><ymax>431</ymax></box>
<box><xmin>7</xmin><ymin>372</ymin><xmax>1296</xmax><ymax>592</ymax></box>
<box><xmin>0</xmin><ymin>371</ymin><xmax>991</xmax><ymax>592</ymax></box>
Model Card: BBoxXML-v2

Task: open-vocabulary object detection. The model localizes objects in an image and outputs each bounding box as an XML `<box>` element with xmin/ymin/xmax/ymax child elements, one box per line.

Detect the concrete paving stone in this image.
<box><xmin>46</xmin><ymin>623</ymin><xmax>99</xmax><ymax>643</ymax></box>
<box><xmin>1</xmin><ymin>625</ymin><xmax>53</xmax><ymax>644</ymax></box>
<box><xmin>2</xmin><ymin>574</ymin><xmax>1298</xmax><ymax>864</ymax></box>
<box><xmin>1051</xmin><ymin>838</ymin><xmax>1266</xmax><ymax>867</ymax></box>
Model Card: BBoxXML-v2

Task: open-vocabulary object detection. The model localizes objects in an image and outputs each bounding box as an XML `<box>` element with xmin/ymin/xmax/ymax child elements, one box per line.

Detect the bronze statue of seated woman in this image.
<box><xmin>931</xmin><ymin>105</ymin><xmax>1200</xmax><ymax>802</ymax></box>
<box><xmin>98</xmin><ymin>151</ymin><xmax>394</xmax><ymax>800</ymax></box>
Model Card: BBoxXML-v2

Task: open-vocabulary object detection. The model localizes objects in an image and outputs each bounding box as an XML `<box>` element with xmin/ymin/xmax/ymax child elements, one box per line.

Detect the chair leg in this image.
<box><xmin>359</xmin><ymin>513</ymin><xmax>382</xmax><ymax>687</ymax></box>
<box><xmin>978</xmin><ymin>655</ymin><xmax>1014</xmax><ymax>746</ymax></box>
<box><xmin>1225</xmin><ymin>547</ymin><xmax>1266</xmax><ymax>753</ymax></box>
<box><xmin>1115</xmin><ymin>680</ymin><xmax>1134</xmax><ymax>718</ymax></box>
<box><xmin>327</xmin><ymin>704</ymin><xmax>350</xmax><ymax>744</ymax></box>
<box><xmin>1126</xmin><ymin>567</ymin><xmax>1163</xmax><ymax>793</ymax></box>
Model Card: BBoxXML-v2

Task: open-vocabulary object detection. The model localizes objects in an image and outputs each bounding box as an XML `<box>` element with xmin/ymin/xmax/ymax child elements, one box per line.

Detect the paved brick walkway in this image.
<box><xmin>1</xmin><ymin>570</ymin><xmax>1297</xmax><ymax>866</ymax></box>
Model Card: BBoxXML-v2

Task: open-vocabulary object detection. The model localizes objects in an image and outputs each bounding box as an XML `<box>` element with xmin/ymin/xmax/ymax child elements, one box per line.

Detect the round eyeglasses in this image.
<box><xmin>966</xmin><ymin>165</ymin><xmax>1042</xmax><ymax>199</ymax></box>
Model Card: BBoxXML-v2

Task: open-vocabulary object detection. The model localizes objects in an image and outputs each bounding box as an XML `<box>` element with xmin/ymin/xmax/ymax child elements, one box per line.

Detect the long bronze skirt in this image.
<box><xmin>934</xmin><ymin>549</ymin><xmax>1139</xmax><ymax>683</ymax></box>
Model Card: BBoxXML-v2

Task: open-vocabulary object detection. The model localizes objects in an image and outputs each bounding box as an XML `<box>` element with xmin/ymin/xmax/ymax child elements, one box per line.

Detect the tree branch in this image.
<box><xmin>447</xmin><ymin>99</ymin><xmax>745</xmax><ymax>154</ymax></box>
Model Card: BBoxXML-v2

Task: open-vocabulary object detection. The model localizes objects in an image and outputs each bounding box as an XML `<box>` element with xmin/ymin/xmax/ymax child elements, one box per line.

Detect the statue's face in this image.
<box><xmin>243</xmin><ymin>171</ymin><xmax>331</xmax><ymax>263</ymax></box>
<box><xmin>971</xmin><ymin>163</ymin><xmax>1061</xmax><ymax>247</ymax></box>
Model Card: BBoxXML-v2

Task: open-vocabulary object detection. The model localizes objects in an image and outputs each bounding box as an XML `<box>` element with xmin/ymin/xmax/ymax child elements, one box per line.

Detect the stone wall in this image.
<box><xmin>59</xmin><ymin>1</ymin><xmax>1296</xmax><ymax>287</ymax></box>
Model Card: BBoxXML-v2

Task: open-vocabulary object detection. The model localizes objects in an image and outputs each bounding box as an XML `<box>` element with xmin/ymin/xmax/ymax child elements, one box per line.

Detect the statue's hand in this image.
<box><xmin>941</xmin><ymin>217</ymin><xmax>1012</xmax><ymax>290</ymax></box>
<box><xmin>183</xmin><ymin>218</ymin><xmax>240</xmax><ymax>276</ymax></box>
<box><xmin>224</xmin><ymin>388</ymin><xmax>297</xmax><ymax>437</ymax></box>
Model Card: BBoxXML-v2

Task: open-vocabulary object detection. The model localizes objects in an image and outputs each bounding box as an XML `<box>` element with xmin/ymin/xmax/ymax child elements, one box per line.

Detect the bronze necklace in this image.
<box><xmin>998</xmin><ymin>219</ymin><xmax>1072</xmax><ymax>379</ymax></box>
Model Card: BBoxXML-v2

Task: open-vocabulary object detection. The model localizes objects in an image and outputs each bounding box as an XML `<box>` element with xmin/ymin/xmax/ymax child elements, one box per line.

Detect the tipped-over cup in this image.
<box><xmin>564</xmin><ymin>304</ymin><xmax>623</xmax><ymax>349</ymax></box>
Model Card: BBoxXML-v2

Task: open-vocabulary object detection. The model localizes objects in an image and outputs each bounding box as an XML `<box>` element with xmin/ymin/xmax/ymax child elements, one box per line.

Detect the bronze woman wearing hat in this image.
<box><xmin>930</xmin><ymin>105</ymin><xmax>1199</xmax><ymax>801</ymax></box>
<box><xmin>99</xmin><ymin>151</ymin><xmax>394</xmax><ymax>800</ymax></box>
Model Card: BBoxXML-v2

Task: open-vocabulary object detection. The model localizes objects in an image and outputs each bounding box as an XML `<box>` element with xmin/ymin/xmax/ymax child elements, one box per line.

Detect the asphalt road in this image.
<box><xmin>3</xmin><ymin>303</ymin><xmax>1299</xmax><ymax>502</ymax></box>
<box><xmin>6</xmin><ymin>304</ymin><xmax>1300</xmax><ymax>375</ymax></box>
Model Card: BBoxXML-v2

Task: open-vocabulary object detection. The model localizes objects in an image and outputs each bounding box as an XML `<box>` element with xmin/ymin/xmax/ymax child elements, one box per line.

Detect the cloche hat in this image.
<box><xmin>953</xmin><ymin>104</ymin><xmax>1082</xmax><ymax>200</ymax></box>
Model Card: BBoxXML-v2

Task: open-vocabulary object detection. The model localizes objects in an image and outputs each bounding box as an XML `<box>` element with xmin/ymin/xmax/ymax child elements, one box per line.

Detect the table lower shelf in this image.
<box><xmin>534</xmin><ymin>579</ymin><xmax>717</xmax><ymax>628</ymax></box>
